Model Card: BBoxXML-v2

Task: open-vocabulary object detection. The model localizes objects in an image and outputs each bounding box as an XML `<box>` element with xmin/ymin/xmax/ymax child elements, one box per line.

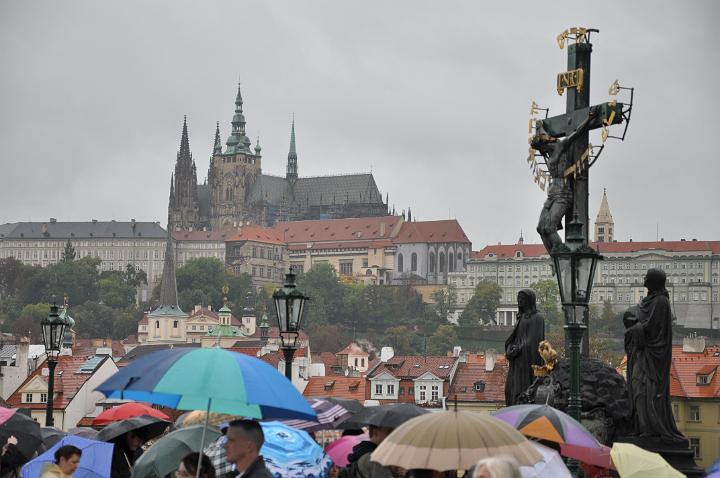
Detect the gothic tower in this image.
<box><xmin>208</xmin><ymin>83</ymin><xmax>262</xmax><ymax>230</ymax></box>
<box><xmin>168</xmin><ymin>117</ymin><xmax>200</xmax><ymax>230</ymax></box>
<box><xmin>286</xmin><ymin>117</ymin><xmax>298</xmax><ymax>183</ymax></box>
<box><xmin>594</xmin><ymin>188</ymin><xmax>614</xmax><ymax>243</ymax></box>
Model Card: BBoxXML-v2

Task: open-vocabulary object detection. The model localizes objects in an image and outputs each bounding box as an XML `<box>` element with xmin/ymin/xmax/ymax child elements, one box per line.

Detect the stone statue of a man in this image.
<box><xmin>505</xmin><ymin>289</ymin><xmax>545</xmax><ymax>406</ymax></box>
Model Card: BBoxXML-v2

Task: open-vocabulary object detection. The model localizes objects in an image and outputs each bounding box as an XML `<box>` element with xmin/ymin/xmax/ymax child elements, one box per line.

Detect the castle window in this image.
<box><xmin>155</xmin><ymin>320</ymin><xmax>160</xmax><ymax>328</ymax></box>
<box><xmin>397</xmin><ymin>254</ymin><xmax>404</xmax><ymax>272</ymax></box>
<box><xmin>173</xmin><ymin>321</ymin><xmax>178</xmax><ymax>328</ymax></box>
<box><xmin>429</xmin><ymin>252</ymin><xmax>436</xmax><ymax>273</ymax></box>
<box><xmin>411</xmin><ymin>253</ymin><xmax>417</xmax><ymax>272</ymax></box>
<box><xmin>439</xmin><ymin>252</ymin><xmax>446</xmax><ymax>273</ymax></box>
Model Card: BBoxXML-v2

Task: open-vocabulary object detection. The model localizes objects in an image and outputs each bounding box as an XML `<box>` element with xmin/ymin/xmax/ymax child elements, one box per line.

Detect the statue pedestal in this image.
<box><xmin>615</xmin><ymin>436</ymin><xmax>704</xmax><ymax>478</ymax></box>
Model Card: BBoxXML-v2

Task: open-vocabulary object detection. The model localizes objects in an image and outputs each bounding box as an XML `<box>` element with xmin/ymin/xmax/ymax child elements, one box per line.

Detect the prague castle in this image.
<box><xmin>169</xmin><ymin>83</ymin><xmax>388</xmax><ymax>231</ymax></box>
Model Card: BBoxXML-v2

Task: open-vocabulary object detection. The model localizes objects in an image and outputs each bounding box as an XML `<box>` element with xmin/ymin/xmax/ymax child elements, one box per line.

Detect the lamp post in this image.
<box><xmin>41</xmin><ymin>302</ymin><xmax>70</xmax><ymax>427</ymax></box>
<box><xmin>550</xmin><ymin>216</ymin><xmax>602</xmax><ymax>422</ymax></box>
<box><xmin>273</xmin><ymin>269</ymin><xmax>309</xmax><ymax>380</ymax></box>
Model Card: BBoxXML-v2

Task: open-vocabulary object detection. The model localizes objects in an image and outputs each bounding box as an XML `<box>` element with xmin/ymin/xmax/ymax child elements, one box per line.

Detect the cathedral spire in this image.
<box><xmin>225</xmin><ymin>82</ymin><xmax>251</xmax><ymax>154</ymax></box>
<box><xmin>213</xmin><ymin>121</ymin><xmax>222</xmax><ymax>155</ymax></box>
<box><xmin>169</xmin><ymin>173</ymin><xmax>175</xmax><ymax>204</ymax></box>
<box><xmin>157</xmin><ymin>228</ymin><xmax>182</xmax><ymax>312</ymax></box>
<box><xmin>286</xmin><ymin>115</ymin><xmax>298</xmax><ymax>182</ymax></box>
<box><xmin>594</xmin><ymin>188</ymin><xmax>615</xmax><ymax>243</ymax></box>
<box><xmin>178</xmin><ymin>116</ymin><xmax>191</xmax><ymax>163</ymax></box>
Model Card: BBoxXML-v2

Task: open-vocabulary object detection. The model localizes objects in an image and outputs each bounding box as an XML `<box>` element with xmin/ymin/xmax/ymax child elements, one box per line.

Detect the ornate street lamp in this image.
<box><xmin>550</xmin><ymin>216</ymin><xmax>602</xmax><ymax>421</ymax></box>
<box><xmin>273</xmin><ymin>269</ymin><xmax>310</xmax><ymax>380</ymax></box>
<box><xmin>41</xmin><ymin>302</ymin><xmax>70</xmax><ymax>427</ymax></box>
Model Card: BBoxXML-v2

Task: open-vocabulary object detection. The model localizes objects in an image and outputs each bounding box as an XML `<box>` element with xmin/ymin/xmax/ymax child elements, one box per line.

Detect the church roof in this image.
<box><xmin>595</xmin><ymin>189</ymin><xmax>614</xmax><ymax>224</ymax></box>
<box><xmin>151</xmin><ymin>233</ymin><xmax>185</xmax><ymax>317</ymax></box>
<box><xmin>471</xmin><ymin>240</ymin><xmax>720</xmax><ymax>259</ymax></box>
<box><xmin>226</xmin><ymin>225</ymin><xmax>285</xmax><ymax>245</ymax></box>
<box><xmin>393</xmin><ymin>220</ymin><xmax>471</xmax><ymax>245</ymax></box>
<box><xmin>247</xmin><ymin>173</ymin><xmax>383</xmax><ymax>208</ymax></box>
<box><xmin>276</xmin><ymin>216</ymin><xmax>400</xmax><ymax>244</ymax></box>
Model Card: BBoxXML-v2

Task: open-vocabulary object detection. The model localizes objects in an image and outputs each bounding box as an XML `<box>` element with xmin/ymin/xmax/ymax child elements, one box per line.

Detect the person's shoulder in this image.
<box><xmin>247</xmin><ymin>456</ymin><xmax>274</xmax><ymax>478</ymax></box>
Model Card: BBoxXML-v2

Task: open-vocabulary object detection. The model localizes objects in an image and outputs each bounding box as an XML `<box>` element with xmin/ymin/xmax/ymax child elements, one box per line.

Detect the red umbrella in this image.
<box><xmin>92</xmin><ymin>402</ymin><xmax>170</xmax><ymax>426</ymax></box>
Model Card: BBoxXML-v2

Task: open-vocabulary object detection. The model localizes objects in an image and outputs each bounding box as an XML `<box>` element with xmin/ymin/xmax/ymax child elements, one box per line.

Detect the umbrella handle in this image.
<box><xmin>197</xmin><ymin>398</ymin><xmax>212</xmax><ymax>478</ymax></box>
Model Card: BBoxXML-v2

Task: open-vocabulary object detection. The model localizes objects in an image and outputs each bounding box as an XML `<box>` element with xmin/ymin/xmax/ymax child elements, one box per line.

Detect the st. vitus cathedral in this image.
<box><xmin>168</xmin><ymin>83</ymin><xmax>388</xmax><ymax>231</ymax></box>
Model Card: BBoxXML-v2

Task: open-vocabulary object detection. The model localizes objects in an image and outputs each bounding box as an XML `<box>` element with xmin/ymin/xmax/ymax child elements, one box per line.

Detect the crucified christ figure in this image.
<box><xmin>533</xmin><ymin>106</ymin><xmax>598</xmax><ymax>254</ymax></box>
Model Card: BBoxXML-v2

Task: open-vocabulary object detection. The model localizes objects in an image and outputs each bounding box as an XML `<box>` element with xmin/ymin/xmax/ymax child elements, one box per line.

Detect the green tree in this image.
<box><xmin>459</xmin><ymin>281</ymin><xmax>502</xmax><ymax>327</ymax></box>
<box><xmin>0</xmin><ymin>257</ymin><xmax>26</xmax><ymax>298</ymax></box>
<box><xmin>428</xmin><ymin>324</ymin><xmax>458</xmax><ymax>355</ymax></box>
<box><xmin>123</xmin><ymin>264</ymin><xmax>147</xmax><ymax>288</ymax></box>
<box><xmin>295</xmin><ymin>264</ymin><xmax>344</xmax><ymax>332</ymax></box>
<box><xmin>431</xmin><ymin>285</ymin><xmax>457</xmax><ymax>323</ymax></box>
<box><xmin>98</xmin><ymin>273</ymin><xmax>136</xmax><ymax>308</ymax></box>
<box><xmin>112</xmin><ymin>308</ymin><xmax>144</xmax><ymax>340</ymax></box>
<box><xmin>530</xmin><ymin>279</ymin><xmax>562</xmax><ymax>332</ymax></box>
<box><xmin>45</xmin><ymin>256</ymin><xmax>101</xmax><ymax>305</ymax></box>
<box><xmin>61</xmin><ymin>240</ymin><xmax>76</xmax><ymax>262</ymax></box>
<box><xmin>384</xmin><ymin>325</ymin><xmax>415</xmax><ymax>355</ymax></box>
<box><xmin>72</xmin><ymin>301</ymin><xmax>117</xmax><ymax>338</ymax></box>
<box><xmin>9</xmin><ymin>303</ymin><xmax>50</xmax><ymax>341</ymax></box>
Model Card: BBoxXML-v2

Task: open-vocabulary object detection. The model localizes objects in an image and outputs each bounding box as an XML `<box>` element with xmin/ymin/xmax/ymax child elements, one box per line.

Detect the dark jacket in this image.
<box><xmin>109</xmin><ymin>444</ymin><xmax>142</xmax><ymax>478</ymax></box>
<box><xmin>233</xmin><ymin>456</ymin><xmax>273</xmax><ymax>478</ymax></box>
<box><xmin>338</xmin><ymin>453</ymin><xmax>394</xmax><ymax>478</ymax></box>
<box><xmin>346</xmin><ymin>440</ymin><xmax>377</xmax><ymax>464</ymax></box>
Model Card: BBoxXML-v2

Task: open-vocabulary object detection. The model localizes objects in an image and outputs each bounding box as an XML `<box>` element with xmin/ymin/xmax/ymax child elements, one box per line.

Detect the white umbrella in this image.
<box><xmin>520</xmin><ymin>442</ymin><xmax>572</xmax><ymax>478</ymax></box>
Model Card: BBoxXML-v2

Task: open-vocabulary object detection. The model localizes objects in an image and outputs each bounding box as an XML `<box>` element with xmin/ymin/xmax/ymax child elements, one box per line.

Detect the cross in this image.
<box><xmin>532</xmin><ymin>29</ymin><xmax>626</xmax><ymax>357</ymax></box>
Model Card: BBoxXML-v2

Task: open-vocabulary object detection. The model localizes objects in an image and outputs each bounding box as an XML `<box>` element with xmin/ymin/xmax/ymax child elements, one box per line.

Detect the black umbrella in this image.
<box><xmin>40</xmin><ymin>427</ymin><xmax>68</xmax><ymax>450</ymax></box>
<box><xmin>0</xmin><ymin>407</ymin><xmax>42</xmax><ymax>463</ymax></box>
<box><xmin>97</xmin><ymin>414</ymin><xmax>170</xmax><ymax>443</ymax></box>
<box><xmin>342</xmin><ymin>403</ymin><xmax>429</xmax><ymax>429</ymax></box>
<box><xmin>318</xmin><ymin>397</ymin><xmax>364</xmax><ymax>414</ymax></box>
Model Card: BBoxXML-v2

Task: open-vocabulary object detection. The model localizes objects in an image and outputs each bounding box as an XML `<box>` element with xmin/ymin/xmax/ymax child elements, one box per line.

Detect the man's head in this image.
<box><xmin>54</xmin><ymin>445</ymin><xmax>82</xmax><ymax>476</ymax></box>
<box><xmin>224</xmin><ymin>419</ymin><xmax>265</xmax><ymax>467</ymax></box>
<box><xmin>124</xmin><ymin>430</ymin><xmax>144</xmax><ymax>451</ymax></box>
<box><xmin>644</xmin><ymin>268</ymin><xmax>667</xmax><ymax>293</ymax></box>
<box><xmin>368</xmin><ymin>425</ymin><xmax>394</xmax><ymax>445</ymax></box>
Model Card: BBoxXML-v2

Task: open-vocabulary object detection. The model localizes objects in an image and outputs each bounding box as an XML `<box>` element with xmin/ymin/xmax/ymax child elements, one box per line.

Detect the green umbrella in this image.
<box><xmin>132</xmin><ymin>425</ymin><xmax>222</xmax><ymax>478</ymax></box>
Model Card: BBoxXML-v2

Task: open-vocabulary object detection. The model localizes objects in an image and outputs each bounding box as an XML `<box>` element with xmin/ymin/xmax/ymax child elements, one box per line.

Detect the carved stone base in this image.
<box><xmin>615</xmin><ymin>436</ymin><xmax>704</xmax><ymax>478</ymax></box>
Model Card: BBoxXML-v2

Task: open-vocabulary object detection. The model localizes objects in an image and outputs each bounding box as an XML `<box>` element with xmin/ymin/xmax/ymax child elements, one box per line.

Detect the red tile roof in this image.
<box><xmin>369</xmin><ymin>356</ymin><xmax>457</xmax><ymax>380</ymax></box>
<box><xmin>472</xmin><ymin>240</ymin><xmax>720</xmax><ymax>259</ymax></box>
<box><xmin>670</xmin><ymin>345</ymin><xmax>720</xmax><ymax>399</ymax></box>
<box><xmin>225</xmin><ymin>226</ymin><xmax>286</xmax><ymax>245</ymax></box>
<box><xmin>287</xmin><ymin>239</ymin><xmax>394</xmax><ymax>252</ymax></box>
<box><xmin>313</xmin><ymin>352</ymin><xmax>342</xmax><ymax>374</ymax></box>
<box><xmin>393</xmin><ymin>220</ymin><xmax>471</xmax><ymax>245</ymax></box>
<box><xmin>6</xmin><ymin>355</ymin><xmax>111</xmax><ymax>410</ymax></box>
<box><xmin>449</xmin><ymin>354</ymin><xmax>508</xmax><ymax>403</ymax></box>
<box><xmin>226</xmin><ymin>346</ymin><xmax>262</xmax><ymax>357</ymax></box>
<box><xmin>303</xmin><ymin>376</ymin><xmax>367</xmax><ymax>401</ymax></box>
<box><xmin>337</xmin><ymin>343</ymin><xmax>367</xmax><ymax>356</ymax></box>
<box><xmin>276</xmin><ymin>216</ymin><xmax>401</xmax><ymax>244</ymax></box>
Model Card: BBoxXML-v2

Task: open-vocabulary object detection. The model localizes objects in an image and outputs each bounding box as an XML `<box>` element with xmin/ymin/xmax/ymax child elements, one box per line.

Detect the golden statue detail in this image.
<box><xmin>532</xmin><ymin>340</ymin><xmax>559</xmax><ymax>377</ymax></box>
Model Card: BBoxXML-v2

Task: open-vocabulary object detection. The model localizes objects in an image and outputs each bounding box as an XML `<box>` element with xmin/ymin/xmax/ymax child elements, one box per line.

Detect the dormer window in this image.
<box><xmin>696</xmin><ymin>366</ymin><xmax>716</xmax><ymax>385</ymax></box>
<box><xmin>697</xmin><ymin>374</ymin><xmax>710</xmax><ymax>385</ymax></box>
<box><xmin>474</xmin><ymin>381</ymin><xmax>486</xmax><ymax>392</ymax></box>
<box><xmin>324</xmin><ymin>380</ymin><xmax>335</xmax><ymax>391</ymax></box>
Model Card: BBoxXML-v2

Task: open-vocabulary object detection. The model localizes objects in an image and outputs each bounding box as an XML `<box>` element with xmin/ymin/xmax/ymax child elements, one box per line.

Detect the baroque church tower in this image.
<box><xmin>168</xmin><ymin>117</ymin><xmax>199</xmax><ymax>230</ymax></box>
<box><xmin>594</xmin><ymin>188</ymin><xmax>614</xmax><ymax>243</ymax></box>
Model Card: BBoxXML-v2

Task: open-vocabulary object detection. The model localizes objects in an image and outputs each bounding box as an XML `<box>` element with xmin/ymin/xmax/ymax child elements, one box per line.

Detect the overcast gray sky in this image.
<box><xmin>2</xmin><ymin>1</ymin><xmax>718</xmax><ymax>248</ymax></box>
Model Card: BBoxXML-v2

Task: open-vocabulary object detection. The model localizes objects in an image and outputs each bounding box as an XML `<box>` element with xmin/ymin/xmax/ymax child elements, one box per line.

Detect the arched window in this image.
<box><xmin>439</xmin><ymin>252</ymin><xmax>446</xmax><ymax>273</ymax></box>
<box><xmin>155</xmin><ymin>320</ymin><xmax>160</xmax><ymax>328</ymax></box>
<box><xmin>429</xmin><ymin>252</ymin><xmax>436</xmax><ymax>273</ymax></box>
<box><xmin>173</xmin><ymin>320</ymin><xmax>178</xmax><ymax>329</ymax></box>
<box><xmin>411</xmin><ymin>253</ymin><xmax>418</xmax><ymax>272</ymax></box>
<box><xmin>397</xmin><ymin>253</ymin><xmax>404</xmax><ymax>272</ymax></box>
<box><xmin>449</xmin><ymin>250</ymin><xmax>455</xmax><ymax>272</ymax></box>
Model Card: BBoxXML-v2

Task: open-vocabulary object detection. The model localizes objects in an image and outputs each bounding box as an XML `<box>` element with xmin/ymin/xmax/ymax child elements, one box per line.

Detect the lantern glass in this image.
<box><xmin>564</xmin><ymin>305</ymin><xmax>586</xmax><ymax>325</ymax></box>
<box><xmin>41</xmin><ymin>304</ymin><xmax>67</xmax><ymax>353</ymax></box>
<box><xmin>554</xmin><ymin>254</ymin><xmax>573</xmax><ymax>304</ymax></box>
<box><xmin>274</xmin><ymin>295</ymin><xmax>288</xmax><ymax>332</ymax></box>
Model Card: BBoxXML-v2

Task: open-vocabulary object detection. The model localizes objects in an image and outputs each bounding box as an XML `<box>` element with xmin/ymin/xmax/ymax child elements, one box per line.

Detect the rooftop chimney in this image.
<box><xmin>49</xmin><ymin>218</ymin><xmax>57</xmax><ymax>223</ymax></box>
<box><xmin>682</xmin><ymin>335</ymin><xmax>706</xmax><ymax>353</ymax></box>
<box><xmin>380</xmin><ymin>346</ymin><xmax>395</xmax><ymax>362</ymax></box>
<box><xmin>485</xmin><ymin>349</ymin><xmax>497</xmax><ymax>372</ymax></box>
<box><xmin>452</xmin><ymin>346</ymin><xmax>462</xmax><ymax>357</ymax></box>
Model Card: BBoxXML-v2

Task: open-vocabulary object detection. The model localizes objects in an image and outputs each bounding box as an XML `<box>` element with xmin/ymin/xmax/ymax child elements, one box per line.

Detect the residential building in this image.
<box><xmin>0</xmin><ymin>220</ymin><xmax>167</xmax><ymax>290</ymax></box>
<box><xmin>172</xmin><ymin>230</ymin><xmax>227</xmax><ymax>268</ymax></box>
<box><xmin>448</xmin><ymin>350</ymin><xmax>508</xmax><ymax>413</ymax></box>
<box><xmin>0</xmin><ymin>338</ymin><xmax>47</xmax><ymax>400</ymax></box>
<box><xmin>366</xmin><ymin>351</ymin><xmax>459</xmax><ymax>407</ymax></box>
<box><xmin>451</xmin><ymin>239</ymin><xmax>720</xmax><ymax>329</ymax></box>
<box><xmin>7</xmin><ymin>354</ymin><xmax>118</xmax><ymax>429</ymax></box>
<box><xmin>168</xmin><ymin>85</ymin><xmax>388</xmax><ymax>231</ymax></box>
<box><xmin>392</xmin><ymin>220</ymin><xmax>472</xmax><ymax>285</ymax></box>
<box><xmin>278</xmin><ymin>216</ymin><xmax>402</xmax><ymax>285</ymax></box>
<box><xmin>670</xmin><ymin>335</ymin><xmax>720</xmax><ymax>468</ymax></box>
<box><xmin>225</xmin><ymin>225</ymin><xmax>288</xmax><ymax>289</ymax></box>
<box><xmin>336</xmin><ymin>343</ymin><xmax>370</xmax><ymax>373</ymax></box>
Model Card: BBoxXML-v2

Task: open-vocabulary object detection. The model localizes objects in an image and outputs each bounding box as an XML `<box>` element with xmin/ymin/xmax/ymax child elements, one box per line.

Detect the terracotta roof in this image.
<box><xmin>276</xmin><ymin>216</ymin><xmax>400</xmax><ymax>244</ymax></box>
<box><xmin>337</xmin><ymin>343</ymin><xmax>367</xmax><ymax>356</ymax></box>
<box><xmin>369</xmin><ymin>356</ymin><xmax>457</xmax><ymax>380</ymax></box>
<box><xmin>670</xmin><ymin>345</ymin><xmax>720</xmax><ymax>399</ymax></box>
<box><xmin>313</xmin><ymin>352</ymin><xmax>341</xmax><ymax>374</ymax></box>
<box><xmin>226</xmin><ymin>346</ymin><xmax>262</xmax><ymax>357</ymax></box>
<box><xmin>393</xmin><ymin>220</ymin><xmax>471</xmax><ymax>245</ymax></box>
<box><xmin>6</xmin><ymin>355</ymin><xmax>111</xmax><ymax>410</ymax></box>
<box><xmin>225</xmin><ymin>225</ymin><xmax>286</xmax><ymax>245</ymax></box>
<box><xmin>72</xmin><ymin>340</ymin><xmax>126</xmax><ymax>358</ymax></box>
<box><xmin>258</xmin><ymin>348</ymin><xmax>307</xmax><ymax>368</ymax></box>
<box><xmin>449</xmin><ymin>354</ymin><xmax>508</xmax><ymax>403</ymax></box>
<box><xmin>287</xmin><ymin>239</ymin><xmax>394</xmax><ymax>252</ymax></box>
<box><xmin>172</xmin><ymin>230</ymin><xmax>233</xmax><ymax>241</ymax></box>
<box><xmin>472</xmin><ymin>240</ymin><xmax>720</xmax><ymax>260</ymax></box>
<box><xmin>119</xmin><ymin>343</ymin><xmax>200</xmax><ymax>363</ymax></box>
<box><xmin>303</xmin><ymin>376</ymin><xmax>367</xmax><ymax>401</ymax></box>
